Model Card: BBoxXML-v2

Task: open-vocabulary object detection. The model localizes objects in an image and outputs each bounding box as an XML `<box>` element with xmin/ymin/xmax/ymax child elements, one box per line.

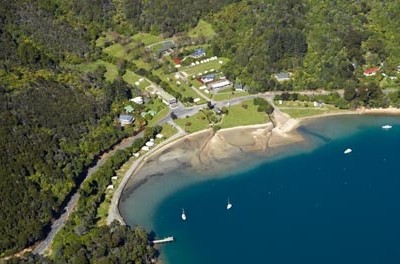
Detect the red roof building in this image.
<box><xmin>363</xmin><ymin>67</ymin><xmax>379</xmax><ymax>76</ymax></box>
<box><xmin>172</xmin><ymin>58</ymin><xmax>182</xmax><ymax>65</ymax></box>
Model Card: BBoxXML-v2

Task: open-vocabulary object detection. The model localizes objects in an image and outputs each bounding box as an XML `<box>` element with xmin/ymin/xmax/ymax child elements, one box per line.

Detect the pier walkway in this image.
<box><xmin>152</xmin><ymin>236</ymin><xmax>174</xmax><ymax>244</ymax></box>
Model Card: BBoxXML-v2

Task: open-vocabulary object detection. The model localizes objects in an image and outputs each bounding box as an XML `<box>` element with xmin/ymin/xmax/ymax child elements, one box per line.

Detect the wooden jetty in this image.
<box><xmin>152</xmin><ymin>236</ymin><xmax>174</xmax><ymax>244</ymax></box>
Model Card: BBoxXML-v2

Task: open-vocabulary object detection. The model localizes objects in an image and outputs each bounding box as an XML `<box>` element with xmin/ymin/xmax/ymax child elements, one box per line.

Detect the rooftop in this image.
<box><xmin>363</xmin><ymin>67</ymin><xmax>379</xmax><ymax>75</ymax></box>
<box><xmin>157</xmin><ymin>89</ymin><xmax>176</xmax><ymax>102</ymax></box>
<box><xmin>124</xmin><ymin>105</ymin><xmax>134</xmax><ymax>113</ymax></box>
<box><xmin>119</xmin><ymin>114</ymin><xmax>134</xmax><ymax>122</ymax></box>
<box><xmin>275</xmin><ymin>72</ymin><xmax>290</xmax><ymax>81</ymax></box>
<box><xmin>191</xmin><ymin>48</ymin><xmax>206</xmax><ymax>57</ymax></box>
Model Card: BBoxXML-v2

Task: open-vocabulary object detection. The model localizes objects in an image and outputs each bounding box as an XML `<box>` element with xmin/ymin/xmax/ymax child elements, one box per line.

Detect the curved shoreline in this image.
<box><xmin>108</xmin><ymin>108</ymin><xmax>400</xmax><ymax>225</ymax></box>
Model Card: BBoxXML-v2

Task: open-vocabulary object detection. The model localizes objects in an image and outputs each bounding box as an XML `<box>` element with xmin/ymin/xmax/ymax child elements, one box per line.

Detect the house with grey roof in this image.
<box><xmin>274</xmin><ymin>72</ymin><xmax>291</xmax><ymax>82</ymax></box>
<box><xmin>119</xmin><ymin>114</ymin><xmax>134</xmax><ymax>126</ymax></box>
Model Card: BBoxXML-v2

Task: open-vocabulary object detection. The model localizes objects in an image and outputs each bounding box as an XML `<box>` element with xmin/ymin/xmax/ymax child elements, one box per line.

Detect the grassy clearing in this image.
<box><xmin>69</xmin><ymin>60</ymin><xmax>118</xmax><ymax>81</ymax></box>
<box><xmin>175</xmin><ymin>112</ymin><xmax>210</xmax><ymax>133</ymax></box>
<box><xmin>160</xmin><ymin>123</ymin><xmax>177</xmax><ymax>139</ymax></box>
<box><xmin>103</xmin><ymin>43</ymin><xmax>127</xmax><ymax>59</ymax></box>
<box><xmin>181</xmin><ymin>57</ymin><xmax>229</xmax><ymax>76</ymax></box>
<box><xmin>280</xmin><ymin>107</ymin><xmax>339</xmax><ymax>118</ymax></box>
<box><xmin>212</xmin><ymin>90</ymin><xmax>250</xmax><ymax>101</ymax></box>
<box><xmin>96</xmin><ymin>37</ymin><xmax>108</xmax><ymax>48</ymax></box>
<box><xmin>188</xmin><ymin>19</ymin><xmax>216</xmax><ymax>39</ymax></box>
<box><xmin>130</xmin><ymin>33</ymin><xmax>163</xmax><ymax>46</ymax></box>
<box><xmin>154</xmin><ymin>69</ymin><xmax>205</xmax><ymax>105</ymax></box>
<box><xmin>132</xmin><ymin>59</ymin><xmax>153</xmax><ymax>71</ymax></box>
<box><xmin>95</xmin><ymin>32</ymin><xmax>115</xmax><ymax>47</ymax></box>
<box><xmin>148</xmin><ymin>107</ymin><xmax>169</xmax><ymax>127</ymax></box>
<box><xmin>123</xmin><ymin>70</ymin><xmax>150</xmax><ymax>90</ymax></box>
<box><xmin>277</xmin><ymin>101</ymin><xmax>342</xmax><ymax>118</ymax></box>
<box><xmin>220</xmin><ymin>100</ymin><xmax>269</xmax><ymax>129</ymax></box>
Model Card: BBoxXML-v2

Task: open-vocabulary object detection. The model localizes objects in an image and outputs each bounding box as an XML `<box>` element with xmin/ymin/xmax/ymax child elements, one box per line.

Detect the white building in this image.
<box><xmin>208</xmin><ymin>80</ymin><xmax>231</xmax><ymax>90</ymax></box>
<box><xmin>130</xmin><ymin>96</ymin><xmax>144</xmax><ymax>104</ymax></box>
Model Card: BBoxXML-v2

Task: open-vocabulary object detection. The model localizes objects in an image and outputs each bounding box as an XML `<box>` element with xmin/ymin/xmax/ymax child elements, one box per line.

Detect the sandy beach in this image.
<box><xmin>108</xmin><ymin>107</ymin><xmax>400</xmax><ymax>225</ymax></box>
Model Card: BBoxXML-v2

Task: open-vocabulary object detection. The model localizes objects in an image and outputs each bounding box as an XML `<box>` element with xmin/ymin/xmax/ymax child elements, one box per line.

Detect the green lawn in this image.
<box><xmin>148</xmin><ymin>107</ymin><xmax>169</xmax><ymax>127</ymax></box>
<box><xmin>130</xmin><ymin>33</ymin><xmax>163</xmax><ymax>46</ymax></box>
<box><xmin>154</xmin><ymin>69</ymin><xmax>206</xmax><ymax>105</ymax></box>
<box><xmin>188</xmin><ymin>19</ymin><xmax>216</xmax><ymax>39</ymax></box>
<box><xmin>212</xmin><ymin>90</ymin><xmax>250</xmax><ymax>101</ymax></box>
<box><xmin>69</xmin><ymin>60</ymin><xmax>118</xmax><ymax>81</ymax></box>
<box><xmin>220</xmin><ymin>100</ymin><xmax>269</xmax><ymax>129</ymax></box>
<box><xmin>103</xmin><ymin>43</ymin><xmax>127</xmax><ymax>59</ymax></box>
<box><xmin>95</xmin><ymin>32</ymin><xmax>115</xmax><ymax>47</ymax></box>
<box><xmin>132</xmin><ymin>59</ymin><xmax>153</xmax><ymax>71</ymax></box>
<box><xmin>175</xmin><ymin>112</ymin><xmax>211</xmax><ymax>133</ymax></box>
<box><xmin>277</xmin><ymin>101</ymin><xmax>342</xmax><ymax>118</ymax></box>
<box><xmin>123</xmin><ymin>70</ymin><xmax>150</xmax><ymax>90</ymax></box>
<box><xmin>181</xmin><ymin>57</ymin><xmax>230</xmax><ymax>76</ymax></box>
<box><xmin>96</xmin><ymin>37</ymin><xmax>108</xmax><ymax>48</ymax></box>
<box><xmin>160</xmin><ymin>123</ymin><xmax>177</xmax><ymax>139</ymax></box>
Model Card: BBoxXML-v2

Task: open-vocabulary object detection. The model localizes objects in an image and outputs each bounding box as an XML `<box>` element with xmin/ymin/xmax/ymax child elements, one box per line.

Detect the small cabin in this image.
<box><xmin>119</xmin><ymin>115</ymin><xmax>134</xmax><ymax>126</ymax></box>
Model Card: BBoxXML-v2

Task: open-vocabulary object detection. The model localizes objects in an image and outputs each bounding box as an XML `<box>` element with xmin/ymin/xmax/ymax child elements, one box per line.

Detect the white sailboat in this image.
<box><xmin>382</xmin><ymin>125</ymin><xmax>392</xmax><ymax>129</ymax></box>
<box><xmin>227</xmin><ymin>198</ymin><xmax>232</xmax><ymax>210</ymax></box>
<box><xmin>181</xmin><ymin>208</ymin><xmax>186</xmax><ymax>221</ymax></box>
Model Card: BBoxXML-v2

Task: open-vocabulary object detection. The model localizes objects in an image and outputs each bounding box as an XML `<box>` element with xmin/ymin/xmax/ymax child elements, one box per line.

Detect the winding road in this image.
<box><xmin>32</xmin><ymin>88</ymin><xmax>340</xmax><ymax>255</ymax></box>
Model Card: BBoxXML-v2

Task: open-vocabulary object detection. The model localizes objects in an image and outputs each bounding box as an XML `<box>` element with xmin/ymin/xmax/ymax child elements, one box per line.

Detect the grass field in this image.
<box><xmin>277</xmin><ymin>101</ymin><xmax>342</xmax><ymax>118</ymax></box>
<box><xmin>95</xmin><ymin>32</ymin><xmax>115</xmax><ymax>47</ymax></box>
<box><xmin>175</xmin><ymin>112</ymin><xmax>210</xmax><ymax>133</ymax></box>
<box><xmin>147</xmin><ymin>107</ymin><xmax>169</xmax><ymax>127</ymax></box>
<box><xmin>188</xmin><ymin>20</ymin><xmax>216</xmax><ymax>39</ymax></box>
<box><xmin>69</xmin><ymin>60</ymin><xmax>118</xmax><ymax>81</ymax></box>
<box><xmin>130</xmin><ymin>33</ymin><xmax>163</xmax><ymax>46</ymax></box>
<box><xmin>212</xmin><ymin>90</ymin><xmax>250</xmax><ymax>101</ymax></box>
<box><xmin>220</xmin><ymin>100</ymin><xmax>269</xmax><ymax>129</ymax></box>
<box><xmin>96</xmin><ymin>37</ymin><xmax>109</xmax><ymax>48</ymax></box>
<box><xmin>160</xmin><ymin>123</ymin><xmax>177</xmax><ymax>139</ymax></box>
<box><xmin>132</xmin><ymin>59</ymin><xmax>153</xmax><ymax>71</ymax></box>
<box><xmin>154</xmin><ymin>69</ymin><xmax>206</xmax><ymax>105</ymax></box>
<box><xmin>123</xmin><ymin>70</ymin><xmax>150</xmax><ymax>90</ymax></box>
<box><xmin>103</xmin><ymin>43</ymin><xmax>127</xmax><ymax>59</ymax></box>
<box><xmin>181</xmin><ymin>57</ymin><xmax>230</xmax><ymax>76</ymax></box>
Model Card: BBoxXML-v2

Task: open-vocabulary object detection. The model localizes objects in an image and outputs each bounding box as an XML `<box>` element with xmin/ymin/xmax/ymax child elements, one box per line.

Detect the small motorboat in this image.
<box><xmin>181</xmin><ymin>208</ymin><xmax>186</xmax><ymax>221</ymax></box>
<box><xmin>382</xmin><ymin>125</ymin><xmax>392</xmax><ymax>129</ymax></box>
<box><xmin>227</xmin><ymin>198</ymin><xmax>232</xmax><ymax>210</ymax></box>
<box><xmin>344</xmin><ymin>148</ymin><xmax>352</xmax><ymax>154</ymax></box>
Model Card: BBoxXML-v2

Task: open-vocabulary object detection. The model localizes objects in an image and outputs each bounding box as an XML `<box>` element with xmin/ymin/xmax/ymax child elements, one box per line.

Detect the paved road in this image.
<box><xmin>32</xmin><ymin>88</ymin><xmax>339</xmax><ymax>255</ymax></box>
<box><xmin>33</xmin><ymin>131</ymin><xmax>144</xmax><ymax>255</ymax></box>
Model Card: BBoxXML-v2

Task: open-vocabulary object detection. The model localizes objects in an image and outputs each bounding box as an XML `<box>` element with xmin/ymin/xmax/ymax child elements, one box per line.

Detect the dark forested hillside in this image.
<box><xmin>211</xmin><ymin>0</ymin><xmax>308</xmax><ymax>91</ymax></box>
<box><xmin>1</xmin><ymin>0</ymin><xmax>400</xmax><ymax>259</ymax></box>
<box><xmin>124</xmin><ymin>0</ymin><xmax>239</xmax><ymax>36</ymax></box>
<box><xmin>210</xmin><ymin>0</ymin><xmax>400</xmax><ymax>105</ymax></box>
<box><xmin>0</xmin><ymin>0</ymin><xmax>130</xmax><ymax>255</ymax></box>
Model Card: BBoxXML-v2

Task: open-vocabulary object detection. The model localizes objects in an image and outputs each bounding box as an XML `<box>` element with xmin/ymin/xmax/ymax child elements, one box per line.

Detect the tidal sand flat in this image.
<box><xmin>120</xmin><ymin>115</ymin><xmax>400</xmax><ymax>264</ymax></box>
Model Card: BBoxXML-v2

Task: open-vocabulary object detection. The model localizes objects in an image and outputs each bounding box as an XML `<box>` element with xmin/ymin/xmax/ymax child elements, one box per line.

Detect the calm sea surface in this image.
<box><xmin>120</xmin><ymin>115</ymin><xmax>400</xmax><ymax>264</ymax></box>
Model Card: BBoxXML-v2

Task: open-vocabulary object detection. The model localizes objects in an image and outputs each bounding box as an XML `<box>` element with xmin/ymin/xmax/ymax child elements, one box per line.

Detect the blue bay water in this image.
<box><xmin>121</xmin><ymin>115</ymin><xmax>400</xmax><ymax>264</ymax></box>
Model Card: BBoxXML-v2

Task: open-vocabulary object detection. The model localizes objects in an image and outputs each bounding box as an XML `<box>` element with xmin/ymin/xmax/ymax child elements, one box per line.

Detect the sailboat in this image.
<box><xmin>181</xmin><ymin>208</ymin><xmax>186</xmax><ymax>221</ymax></box>
<box><xmin>227</xmin><ymin>198</ymin><xmax>232</xmax><ymax>210</ymax></box>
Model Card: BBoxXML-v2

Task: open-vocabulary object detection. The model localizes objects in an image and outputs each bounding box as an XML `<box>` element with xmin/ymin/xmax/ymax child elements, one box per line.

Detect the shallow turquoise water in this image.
<box><xmin>121</xmin><ymin>115</ymin><xmax>400</xmax><ymax>264</ymax></box>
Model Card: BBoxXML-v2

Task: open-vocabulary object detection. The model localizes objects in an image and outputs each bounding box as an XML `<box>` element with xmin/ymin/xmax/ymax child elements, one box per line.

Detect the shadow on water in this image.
<box><xmin>298</xmin><ymin>125</ymin><xmax>331</xmax><ymax>143</ymax></box>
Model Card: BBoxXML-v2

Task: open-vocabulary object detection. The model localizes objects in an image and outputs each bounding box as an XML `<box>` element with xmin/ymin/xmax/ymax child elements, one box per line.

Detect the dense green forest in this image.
<box><xmin>211</xmin><ymin>0</ymin><xmax>400</xmax><ymax>107</ymax></box>
<box><xmin>0</xmin><ymin>0</ymin><xmax>133</xmax><ymax>255</ymax></box>
<box><xmin>1</xmin><ymin>0</ymin><xmax>400</xmax><ymax>261</ymax></box>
